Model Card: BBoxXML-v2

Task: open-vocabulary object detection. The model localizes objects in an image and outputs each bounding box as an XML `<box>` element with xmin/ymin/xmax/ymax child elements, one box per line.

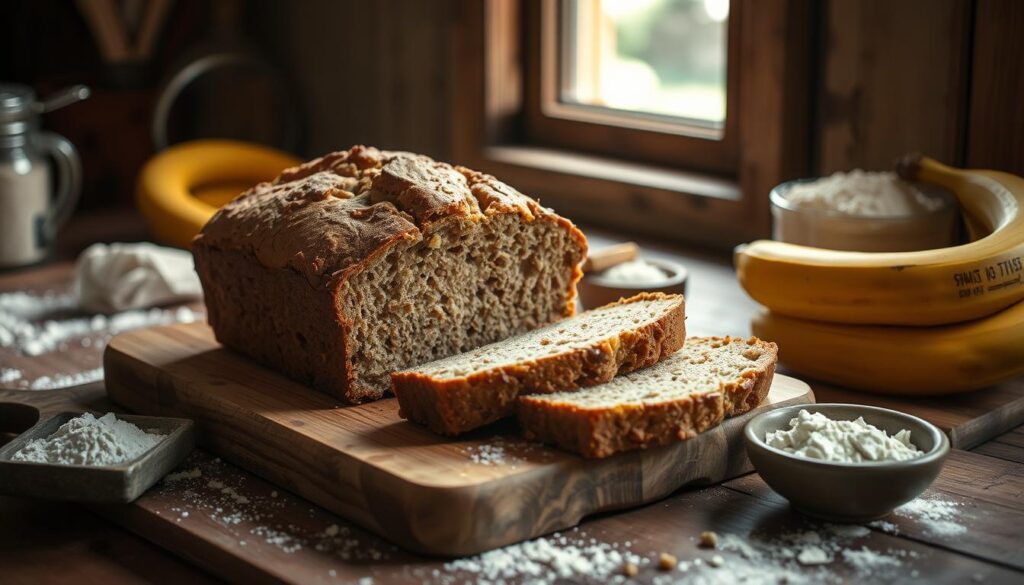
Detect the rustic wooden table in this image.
<box><xmin>1</xmin><ymin>212</ymin><xmax>1022</xmax><ymax>584</ymax></box>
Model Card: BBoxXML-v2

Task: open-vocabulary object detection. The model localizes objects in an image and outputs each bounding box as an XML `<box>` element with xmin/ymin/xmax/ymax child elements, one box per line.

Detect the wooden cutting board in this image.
<box><xmin>103</xmin><ymin>322</ymin><xmax>814</xmax><ymax>556</ymax></box>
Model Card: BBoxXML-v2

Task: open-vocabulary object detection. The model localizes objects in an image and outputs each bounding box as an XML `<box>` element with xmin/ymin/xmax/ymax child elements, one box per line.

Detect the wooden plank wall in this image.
<box><xmin>252</xmin><ymin>0</ymin><xmax>457</xmax><ymax>161</ymax></box>
<box><xmin>966</xmin><ymin>0</ymin><xmax>1024</xmax><ymax>175</ymax></box>
<box><xmin>818</xmin><ymin>0</ymin><xmax>1024</xmax><ymax>176</ymax></box>
<box><xmin>816</xmin><ymin>0</ymin><xmax>971</xmax><ymax>173</ymax></box>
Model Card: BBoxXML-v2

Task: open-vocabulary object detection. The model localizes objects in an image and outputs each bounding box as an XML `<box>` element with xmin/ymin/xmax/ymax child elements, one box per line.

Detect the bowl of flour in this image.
<box><xmin>770</xmin><ymin>171</ymin><xmax>958</xmax><ymax>252</ymax></box>
<box><xmin>744</xmin><ymin>404</ymin><xmax>949</xmax><ymax>522</ymax></box>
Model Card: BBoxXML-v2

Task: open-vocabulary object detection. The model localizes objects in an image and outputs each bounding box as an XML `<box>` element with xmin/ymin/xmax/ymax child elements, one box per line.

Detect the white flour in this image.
<box><xmin>599</xmin><ymin>259</ymin><xmax>667</xmax><ymax>285</ymax></box>
<box><xmin>784</xmin><ymin>170</ymin><xmax>941</xmax><ymax>217</ymax></box>
<box><xmin>157</xmin><ymin>454</ymin><xmax>394</xmax><ymax>562</ymax></box>
<box><xmin>766</xmin><ymin>409</ymin><xmax>924</xmax><ymax>463</ymax></box>
<box><xmin>0</xmin><ymin>289</ymin><xmax>198</xmax><ymax>356</ymax></box>
<box><xmin>468</xmin><ymin>443</ymin><xmax>508</xmax><ymax>465</ymax></box>
<box><xmin>894</xmin><ymin>496</ymin><xmax>966</xmax><ymax>536</ymax></box>
<box><xmin>443</xmin><ymin>530</ymin><xmax>646</xmax><ymax>585</ymax></box>
<box><xmin>28</xmin><ymin>367</ymin><xmax>105</xmax><ymax>390</ymax></box>
<box><xmin>0</xmin><ymin>288</ymin><xmax>199</xmax><ymax>390</ymax></box>
<box><xmin>462</xmin><ymin>436</ymin><xmax>544</xmax><ymax>468</ymax></box>
<box><xmin>714</xmin><ymin>523</ymin><xmax>907</xmax><ymax>584</ymax></box>
<box><xmin>12</xmin><ymin>412</ymin><xmax>164</xmax><ymax>466</ymax></box>
<box><xmin>0</xmin><ymin>367</ymin><xmax>22</xmax><ymax>383</ymax></box>
<box><xmin>842</xmin><ymin>547</ymin><xmax>903</xmax><ymax>575</ymax></box>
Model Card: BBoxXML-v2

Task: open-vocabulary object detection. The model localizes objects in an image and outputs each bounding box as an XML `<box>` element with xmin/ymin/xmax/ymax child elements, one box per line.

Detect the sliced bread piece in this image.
<box><xmin>517</xmin><ymin>336</ymin><xmax>778</xmax><ymax>458</ymax></box>
<box><xmin>391</xmin><ymin>293</ymin><xmax>686</xmax><ymax>435</ymax></box>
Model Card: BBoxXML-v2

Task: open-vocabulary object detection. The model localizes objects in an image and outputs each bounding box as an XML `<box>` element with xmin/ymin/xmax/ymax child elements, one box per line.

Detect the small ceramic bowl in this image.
<box><xmin>744</xmin><ymin>403</ymin><xmax>949</xmax><ymax>522</ymax></box>
<box><xmin>578</xmin><ymin>258</ymin><xmax>688</xmax><ymax>310</ymax></box>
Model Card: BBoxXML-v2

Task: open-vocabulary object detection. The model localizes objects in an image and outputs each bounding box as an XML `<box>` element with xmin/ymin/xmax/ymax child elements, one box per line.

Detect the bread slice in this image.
<box><xmin>391</xmin><ymin>293</ymin><xmax>686</xmax><ymax>435</ymax></box>
<box><xmin>517</xmin><ymin>336</ymin><xmax>778</xmax><ymax>458</ymax></box>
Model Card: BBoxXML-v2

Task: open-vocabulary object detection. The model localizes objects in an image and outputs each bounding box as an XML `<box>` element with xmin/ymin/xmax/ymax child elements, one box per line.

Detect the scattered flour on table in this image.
<box><xmin>466</xmin><ymin>441</ymin><xmax>510</xmax><ymax>466</ymax></box>
<box><xmin>709</xmin><ymin>522</ymin><xmax>911</xmax><ymax>584</ymax></box>
<box><xmin>28</xmin><ymin>366</ymin><xmax>105</xmax><ymax>390</ymax></box>
<box><xmin>443</xmin><ymin>531</ymin><xmax>646</xmax><ymax>585</ymax></box>
<box><xmin>0</xmin><ymin>367</ymin><xmax>22</xmax><ymax>383</ymax></box>
<box><xmin>868</xmin><ymin>520</ymin><xmax>900</xmax><ymax>535</ymax></box>
<box><xmin>156</xmin><ymin>454</ymin><xmax>394</xmax><ymax>563</ymax></box>
<box><xmin>11</xmin><ymin>412</ymin><xmax>164</xmax><ymax>466</ymax></box>
<box><xmin>842</xmin><ymin>546</ymin><xmax>904</xmax><ymax>575</ymax></box>
<box><xmin>163</xmin><ymin>467</ymin><xmax>202</xmax><ymax>482</ymax></box>
<box><xmin>0</xmin><ymin>289</ymin><xmax>199</xmax><ymax>390</ymax></box>
<box><xmin>894</xmin><ymin>496</ymin><xmax>966</xmax><ymax>536</ymax></box>
<box><xmin>462</xmin><ymin>436</ymin><xmax>542</xmax><ymax>468</ymax></box>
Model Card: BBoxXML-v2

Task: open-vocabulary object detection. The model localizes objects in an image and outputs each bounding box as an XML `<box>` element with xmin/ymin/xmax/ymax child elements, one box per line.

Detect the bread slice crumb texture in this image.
<box><xmin>528</xmin><ymin>336</ymin><xmax>775</xmax><ymax>409</ymax></box>
<box><xmin>517</xmin><ymin>336</ymin><xmax>777</xmax><ymax>458</ymax></box>
<box><xmin>406</xmin><ymin>294</ymin><xmax>682</xmax><ymax>380</ymax></box>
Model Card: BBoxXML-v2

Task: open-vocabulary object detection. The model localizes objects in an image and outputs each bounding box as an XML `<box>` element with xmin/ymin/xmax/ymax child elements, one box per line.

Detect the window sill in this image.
<box><xmin>484</xmin><ymin>145</ymin><xmax>741</xmax><ymax>201</ymax></box>
<box><xmin>470</xmin><ymin>145</ymin><xmax>758</xmax><ymax>249</ymax></box>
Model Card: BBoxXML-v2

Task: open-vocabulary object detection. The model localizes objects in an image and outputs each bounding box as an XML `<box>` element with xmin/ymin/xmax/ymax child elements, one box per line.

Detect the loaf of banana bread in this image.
<box><xmin>193</xmin><ymin>146</ymin><xmax>588</xmax><ymax>403</ymax></box>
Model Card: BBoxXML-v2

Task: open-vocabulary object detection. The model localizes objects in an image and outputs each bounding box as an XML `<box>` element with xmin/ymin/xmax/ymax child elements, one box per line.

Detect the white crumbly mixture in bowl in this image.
<box><xmin>766</xmin><ymin>409</ymin><xmax>924</xmax><ymax>463</ymax></box>
<box><xmin>598</xmin><ymin>259</ymin><xmax>668</xmax><ymax>285</ymax></box>
<box><xmin>782</xmin><ymin>170</ymin><xmax>941</xmax><ymax>217</ymax></box>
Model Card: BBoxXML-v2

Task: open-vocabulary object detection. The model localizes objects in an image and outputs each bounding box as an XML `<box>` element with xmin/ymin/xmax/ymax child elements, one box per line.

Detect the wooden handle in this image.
<box><xmin>582</xmin><ymin>242</ymin><xmax>639</xmax><ymax>273</ymax></box>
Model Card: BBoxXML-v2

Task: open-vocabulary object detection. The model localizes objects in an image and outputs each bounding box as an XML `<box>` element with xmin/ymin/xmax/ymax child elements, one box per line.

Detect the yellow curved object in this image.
<box><xmin>751</xmin><ymin>300</ymin><xmax>1024</xmax><ymax>395</ymax></box>
<box><xmin>136</xmin><ymin>140</ymin><xmax>301</xmax><ymax>248</ymax></box>
<box><xmin>736</xmin><ymin>157</ymin><xmax>1024</xmax><ymax>326</ymax></box>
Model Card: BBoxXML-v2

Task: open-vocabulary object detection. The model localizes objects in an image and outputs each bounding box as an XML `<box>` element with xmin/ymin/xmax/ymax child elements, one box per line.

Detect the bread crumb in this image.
<box><xmin>658</xmin><ymin>552</ymin><xmax>677</xmax><ymax>571</ymax></box>
<box><xmin>709</xmin><ymin>554</ymin><xmax>724</xmax><ymax>567</ymax></box>
<box><xmin>699</xmin><ymin>531</ymin><xmax>718</xmax><ymax>548</ymax></box>
<box><xmin>427</xmin><ymin>234</ymin><xmax>441</xmax><ymax>248</ymax></box>
<box><xmin>622</xmin><ymin>562</ymin><xmax>638</xmax><ymax>577</ymax></box>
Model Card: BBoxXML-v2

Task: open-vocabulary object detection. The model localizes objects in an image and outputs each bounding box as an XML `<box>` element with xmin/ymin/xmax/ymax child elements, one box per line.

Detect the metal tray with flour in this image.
<box><xmin>0</xmin><ymin>411</ymin><xmax>195</xmax><ymax>502</ymax></box>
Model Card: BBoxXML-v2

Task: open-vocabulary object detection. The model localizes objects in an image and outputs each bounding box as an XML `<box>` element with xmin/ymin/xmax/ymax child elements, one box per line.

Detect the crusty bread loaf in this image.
<box><xmin>517</xmin><ymin>336</ymin><xmax>777</xmax><ymax>458</ymax></box>
<box><xmin>193</xmin><ymin>146</ymin><xmax>587</xmax><ymax>403</ymax></box>
<box><xmin>391</xmin><ymin>293</ymin><xmax>685</xmax><ymax>435</ymax></box>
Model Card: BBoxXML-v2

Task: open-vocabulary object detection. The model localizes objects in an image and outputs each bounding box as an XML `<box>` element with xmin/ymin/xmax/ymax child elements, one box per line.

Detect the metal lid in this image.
<box><xmin>0</xmin><ymin>83</ymin><xmax>37</xmax><ymax>122</ymax></box>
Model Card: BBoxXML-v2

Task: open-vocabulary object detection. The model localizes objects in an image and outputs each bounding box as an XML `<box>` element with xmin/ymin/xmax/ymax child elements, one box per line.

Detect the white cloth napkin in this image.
<box><xmin>74</xmin><ymin>242</ymin><xmax>202</xmax><ymax>313</ymax></box>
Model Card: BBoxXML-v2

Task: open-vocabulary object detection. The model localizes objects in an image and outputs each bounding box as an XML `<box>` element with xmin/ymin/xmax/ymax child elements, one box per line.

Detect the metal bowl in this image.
<box><xmin>770</xmin><ymin>178</ymin><xmax>958</xmax><ymax>252</ymax></box>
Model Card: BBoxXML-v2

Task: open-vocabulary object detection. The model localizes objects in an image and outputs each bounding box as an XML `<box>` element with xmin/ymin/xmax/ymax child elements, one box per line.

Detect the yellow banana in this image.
<box><xmin>136</xmin><ymin>140</ymin><xmax>301</xmax><ymax>249</ymax></box>
<box><xmin>751</xmin><ymin>300</ymin><xmax>1024</xmax><ymax>395</ymax></box>
<box><xmin>735</xmin><ymin>156</ymin><xmax>1024</xmax><ymax>326</ymax></box>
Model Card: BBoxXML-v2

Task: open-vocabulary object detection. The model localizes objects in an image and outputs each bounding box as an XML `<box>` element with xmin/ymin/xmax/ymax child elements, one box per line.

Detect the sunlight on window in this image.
<box><xmin>560</xmin><ymin>0</ymin><xmax>728</xmax><ymax>126</ymax></box>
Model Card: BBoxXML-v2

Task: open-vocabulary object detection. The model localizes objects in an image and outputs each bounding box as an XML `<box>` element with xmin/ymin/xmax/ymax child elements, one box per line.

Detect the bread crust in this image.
<box><xmin>519</xmin><ymin>391</ymin><xmax>726</xmax><ymax>459</ymax></box>
<box><xmin>391</xmin><ymin>293</ymin><xmax>686</xmax><ymax>435</ymax></box>
<box><xmin>517</xmin><ymin>336</ymin><xmax>778</xmax><ymax>458</ymax></box>
<box><xmin>193</xmin><ymin>146</ymin><xmax>587</xmax><ymax>402</ymax></box>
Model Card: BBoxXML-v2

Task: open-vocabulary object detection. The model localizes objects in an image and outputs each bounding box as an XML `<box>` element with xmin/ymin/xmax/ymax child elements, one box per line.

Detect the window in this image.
<box><xmin>525</xmin><ymin>0</ymin><xmax>740</xmax><ymax>174</ymax></box>
<box><xmin>453</xmin><ymin>0</ymin><xmax>812</xmax><ymax>248</ymax></box>
<box><xmin>560</xmin><ymin>0</ymin><xmax>729</xmax><ymax>131</ymax></box>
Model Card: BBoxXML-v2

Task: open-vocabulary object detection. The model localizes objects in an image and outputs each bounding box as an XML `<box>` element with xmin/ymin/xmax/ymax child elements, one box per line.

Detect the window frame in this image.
<box><xmin>524</xmin><ymin>0</ymin><xmax>741</xmax><ymax>175</ymax></box>
<box><xmin>452</xmin><ymin>0</ymin><xmax>812</xmax><ymax>249</ymax></box>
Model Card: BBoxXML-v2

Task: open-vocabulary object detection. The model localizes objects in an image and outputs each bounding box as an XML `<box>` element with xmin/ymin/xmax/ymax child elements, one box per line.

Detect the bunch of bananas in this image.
<box><xmin>136</xmin><ymin>140</ymin><xmax>300</xmax><ymax>249</ymax></box>
<box><xmin>737</xmin><ymin>156</ymin><xmax>1024</xmax><ymax>394</ymax></box>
